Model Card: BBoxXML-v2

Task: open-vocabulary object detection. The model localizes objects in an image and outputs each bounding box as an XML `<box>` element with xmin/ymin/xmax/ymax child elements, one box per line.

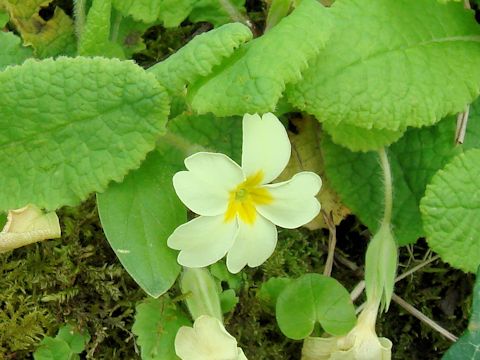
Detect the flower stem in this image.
<box><xmin>378</xmin><ymin>148</ymin><xmax>393</xmax><ymax>226</ymax></box>
<box><xmin>73</xmin><ymin>0</ymin><xmax>87</xmax><ymax>42</ymax></box>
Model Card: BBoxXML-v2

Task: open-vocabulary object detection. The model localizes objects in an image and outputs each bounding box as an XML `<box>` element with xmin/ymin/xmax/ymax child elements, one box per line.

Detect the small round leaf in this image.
<box><xmin>276</xmin><ymin>273</ymin><xmax>356</xmax><ymax>340</ymax></box>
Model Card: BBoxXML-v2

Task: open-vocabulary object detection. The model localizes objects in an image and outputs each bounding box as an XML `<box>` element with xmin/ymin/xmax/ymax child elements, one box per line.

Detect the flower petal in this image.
<box><xmin>174</xmin><ymin>152</ymin><xmax>244</xmax><ymax>216</ymax></box>
<box><xmin>256</xmin><ymin>172</ymin><xmax>321</xmax><ymax>229</ymax></box>
<box><xmin>175</xmin><ymin>315</ymin><xmax>238</xmax><ymax>360</ymax></box>
<box><xmin>226</xmin><ymin>215</ymin><xmax>277</xmax><ymax>273</ymax></box>
<box><xmin>0</xmin><ymin>204</ymin><xmax>61</xmax><ymax>253</ymax></box>
<box><xmin>168</xmin><ymin>215</ymin><xmax>238</xmax><ymax>268</ymax></box>
<box><xmin>241</xmin><ymin>113</ymin><xmax>291</xmax><ymax>184</ymax></box>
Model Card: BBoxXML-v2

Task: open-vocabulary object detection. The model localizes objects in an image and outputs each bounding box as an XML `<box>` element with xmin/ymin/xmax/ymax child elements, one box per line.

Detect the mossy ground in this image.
<box><xmin>0</xmin><ymin>200</ymin><xmax>472</xmax><ymax>359</ymax></box>
<box><xmin>0</xmin><ymin>1</ymin><xmax>476</xmax><ymax>359</ymax></box>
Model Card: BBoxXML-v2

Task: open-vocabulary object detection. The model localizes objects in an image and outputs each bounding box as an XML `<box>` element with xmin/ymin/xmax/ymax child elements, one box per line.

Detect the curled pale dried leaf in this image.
<box><xmin>0</xmin><ymin>204</ymin><xmax>61</xmax><ymax>253</ymax></box>
<box><xmin>277</xmin><ymin>116</ymin><xmax>350</xmax><ymax>229</ymax></box>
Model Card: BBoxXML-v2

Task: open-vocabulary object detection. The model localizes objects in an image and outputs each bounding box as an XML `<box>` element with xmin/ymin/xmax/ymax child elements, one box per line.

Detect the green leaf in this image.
<box><xmin>288</xmin><ymin>0</ymin><xmax>480</xmax><ymax>135</ymax></box>
<box><xmin>321</xmin><ymin>112</ymin><xmax>480</xmax><ymax>245</ymax></box>
<box><xmin>188</xmin><ymin>0</ymin><xmax>332</xmax><ymax>116</ymax></box>
<box><xmin>33</xmin><ymin>338</ymin><xmax>72</xmax><ymax>360</ymax></box>
<box><xmin>132</xmin><ymin>297</ymin><xmax>191</xmax><ymax>360</ymax></box>
<box><xmin>420</xmin><ymin>149</ymin><xmax>480</xmax><ymax>273</ymax></box>
<box><xmin>115</xmin><ymin>13</ymin><xmax>152</xmax><ymax>57</ymax></box>
<box><xmin>276</xmin><ymin>273</ymin><xmax>356</xmax><ymax>340</ymax></box>
<box><xmin>0</xmin><ymin>213</ymin><xmax>6</xmax><ymax>228</ymax></box>
<box><xmin>112</xmin><ymin>0</ymin><xmax>163</xmax><ymax>23</ymax></box>
<box><xmin>0</xmin><ymin>31</ymin><xmax>32</xmax><ymax>70</ymax></box>
<box><xmin>257</xmin><ymin>277</ymin><xmax>292</xmax><ymax>309</ymax></box>
<box><xmin>265</xmin><ymin>0</ymin><xmax>292</xmax><ymax>32</ymax></box>
<box><xmin>443</xmin><ymin>266</ymin><xmax>480</xmax><ymax>359</ymax></box>
<box><xmin>160</xmin><ymin>113</ymin><xmax>243</xmax><ymax>164</ymax></box>
<box><xmin>321</xmin><ymin>122</ymin><xmax>406</xmax><ymax>152</ymax></box>
<box><xmin>56</xmin><ymin>325</ymin><xmax>90</xmax><ymax>354</ymax></box>
<box><xmin>0</xmin><ymin>57</ymin><xmax>169</xmax><ymax>211</ymax></box>
<box><xmin>33</xmin><ymin>324</ymin><xmax>89</xmax><ymax>360</ymax></box>
<box><xmin>78</xmin><ymin>0</ymin><xmax>124</xmax><ymax>58</ymax></box>
<box><xmin>148</xmin><ymin>23</ymin><xmax>252</xmax><ymax>95</ymax></box>
<box><xmin>97</xmin><ymin>151</ymin><xmax>184</xmax><ymax>297</ymax></box>
<box><xmin>158</xmin><ymin>0</ymin><xmax>195</xmax><ymax>27</ymax></box>
<box><xmin>0</xmin><ymin>9</ymin><xmax>9</xmax><ymax>26</ymax></box>
<box><xmin>188</xmin><ymin>0</ymin><xmax>246</xmax><ymax>27</ymax></box>
<box><xmin>219</xmin><ymin>289</ymin><xmax>238</xmax><ymax>314</ymax></box>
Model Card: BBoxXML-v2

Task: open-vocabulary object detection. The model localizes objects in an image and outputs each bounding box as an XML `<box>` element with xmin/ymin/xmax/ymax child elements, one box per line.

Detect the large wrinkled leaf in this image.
<box><xmin>276</xmin><ymin>273</ymin><xmax>356</xmax><ymax>340</ymax></box>
<box><xmin>112</xmin><ymin>0</ymin><xmax>164</xmax><ymax>23</ymax></box>
<box><xmin>322</xmin><ymin>112</ymin><xmax>480</xmax><ymax>245</ymax></box>
<box><xmin>288</xmin><ymin>0</ymin><xmax>480</xmax><ymax>149</ymax></box>
<box><xmin>148</xmin><ymin>23</ymin><xmax>252</xmax><ymax>95</ymax></box>
<box><xmin>78</xmin><ymin>0</ymin><xmax>124</xmax><ymax>58</ymax></box>
<box><xmin>421</xmin><ymin>149</ymin><xmax>480</xmax><ymax>272</ymax></box>
<box><xmin>0</xmin><ymin>31</ymin><xmax>32</xmax><ymax>70</ymax></box>
<box><xmin>159</xmin><ymin>113</ymin><xmax>243</xmax><ymax>164</ymax></box>
<box><xmin>0</xmin><ymin>57</ymin><xmax>169</xmax><ymax>211</ymax></box>
<box><xmin>188</xmin><ymin>0</ymin><xmax>246</xmax><ymax>27</ymax></box>
<box><xmin>443</xmin><ymin>267</ymin><xmax>480</xmax><ymax>359</ymax></box>
<box><xmin>188</xmin><ymin>0</ymin><xmax>332</xmax><ymax>116</ymax></box>
<box><xmin>97</xmin><ymin>151</ymin><xmax>184</xmax><ymax>297</ymax></box>
<box><xmin>1</xmin><ymin>0</ymin><xmax>76</xmax><ymax>57</ymax></box>
<box><xmin>132</xmin><ymin>297</ymin><xmax>191</xmax><ymax>360</ymax></box>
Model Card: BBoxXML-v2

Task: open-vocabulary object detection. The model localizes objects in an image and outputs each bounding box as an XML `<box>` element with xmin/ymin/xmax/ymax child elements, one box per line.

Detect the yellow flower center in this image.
<box><xmin>224</xmin><ymin>171</ymin><xmax>273</xmax><ymax>225</ymax></box>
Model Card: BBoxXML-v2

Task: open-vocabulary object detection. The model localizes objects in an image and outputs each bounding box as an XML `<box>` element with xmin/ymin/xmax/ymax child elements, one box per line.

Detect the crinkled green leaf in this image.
<box><xmin>97</xmin><ymin>150</ymin><xmax>184</xmax><ymax>298</ymax></box>
<box><xmin>288</xmin><ymin>0</ymin><xmax>480</xmax><ymax>135</ymax></box>
<box><xmin>322</xmin><ymin>122</ymin><xmax>406</xmax><ymax>152</ymax></box>
<box><xmin>1</xmin><ymin>1</ymin><xmax>76</xmax><ymax>57</ymax></box>
<box><xmin>79</xmin><ymin>0</ymin><xmax>124</xmax><ymax>58</ymax></box>
<box><xmin>148</xmin><ymin>23</ymin><xmax>252</xmax><ymax>95</ymax></box>
<box><xmin>115</xmin><ymin>13</ymin><xmax>152</xmax><ymax>57</ymax></box>
<box><xmin>159</xmin><ymin>0</ymin><xmax>195</xmax><ymax>27</ymax></box>
<box><xmin>276</xmin><ymin>274</ymin><xmax>356</xmax><ymax>340</ymax></box>
<box><xmin>443</xmin><ymin>266</ymin><xmax>480</xmax><ymax>359</ymax></box>
<box><xmin>421</xmin><ymin>149</ymin><xmax>480</xmax><ymax>272</ymax></box>
<box><xmin>188</xmin><ymin>0</ymin><xmax>246</xmax><ymax>27</ymax></box>
<box><xmin>0</xmin><ymin>31</ymin><xmax>32</xmax><ymax>70</ymax></box>
<box><xmin>0</xmin><ymin>57</ymin><xmax>169</xmax><ymax>211</ymax></box>
<box><xmin>159</xmin><ymin>113</ymin><xmax>242</xmax><ymax>164</ymax></box>
<box><xmin>0</xmin><ymin>9</ymin><xmax>8</xmax><ymax>26</ymax></box>
<box><xmin>132</xmin><ymin>297</ymin><xmax>190</xmax><ymax>360</ymax></box>
<box><xmin>188</xmin><ymin>0</ymin><xmax>332</xmax><ymax>116</ymax></box>
<box><xmin>112</xmin><ymin>0</ymin><xmax>163</xmax><ymax>23</ymax></box>
<box><xmin>322</xmin><ymin>113</ymin><xmax>480</xmax><ymax>245</ymax></box>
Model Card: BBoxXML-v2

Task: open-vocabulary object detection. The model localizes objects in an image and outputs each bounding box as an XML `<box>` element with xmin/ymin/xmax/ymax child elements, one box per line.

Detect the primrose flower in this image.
<box><xmin>175</xmin><ymin>315</ymin><xmax>247</xmax><ymax>360</ymax></box>
<box><xmin>0</xmin><ymin>204</ymin><xmax>61</xmax><ymax>253</ymax></box>
<box><xmin>302</xmin><ymin>301</ymin><xmax>392</xmax><ymax>360</ymax></box>
<box><xmin>167</xmin><ymin>113</ymin><xmax>322</xmax><ymax>273</ymax></box>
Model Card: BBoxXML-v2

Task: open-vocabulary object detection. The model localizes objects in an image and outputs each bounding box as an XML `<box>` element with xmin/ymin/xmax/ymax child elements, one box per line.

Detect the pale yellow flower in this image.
<box><xmin>175</xmin><ymin>315</ymin><xmax>247</xmax><ymax>360</ymax></box>
<box><xmin>0</xmin><ymin>204</ymin><xmax>61</xmax><ymax>253</ymax></box>
<box><xmin>302</xmin><ymin>301</ymin><xmax>392</xmax><ymax>360</ymax></box>
<box><xmin>168</xmin><ymin>113</ymin><xmax>322</xmax><ymax>273</ymax></box>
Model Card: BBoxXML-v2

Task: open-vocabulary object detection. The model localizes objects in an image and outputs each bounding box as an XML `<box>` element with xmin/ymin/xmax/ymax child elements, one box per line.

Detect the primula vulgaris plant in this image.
<box><xmin>1</xmin><ymin>0</ymin><xmax>480</xmax><ymax>358</ymax></box>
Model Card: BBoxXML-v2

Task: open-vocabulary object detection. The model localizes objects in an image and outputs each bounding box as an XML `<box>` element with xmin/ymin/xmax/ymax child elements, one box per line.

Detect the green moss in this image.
<box><xmin>0</xmin><ymin>199</ymin><xmax>144</xmax><ymax>359</ymax></box>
